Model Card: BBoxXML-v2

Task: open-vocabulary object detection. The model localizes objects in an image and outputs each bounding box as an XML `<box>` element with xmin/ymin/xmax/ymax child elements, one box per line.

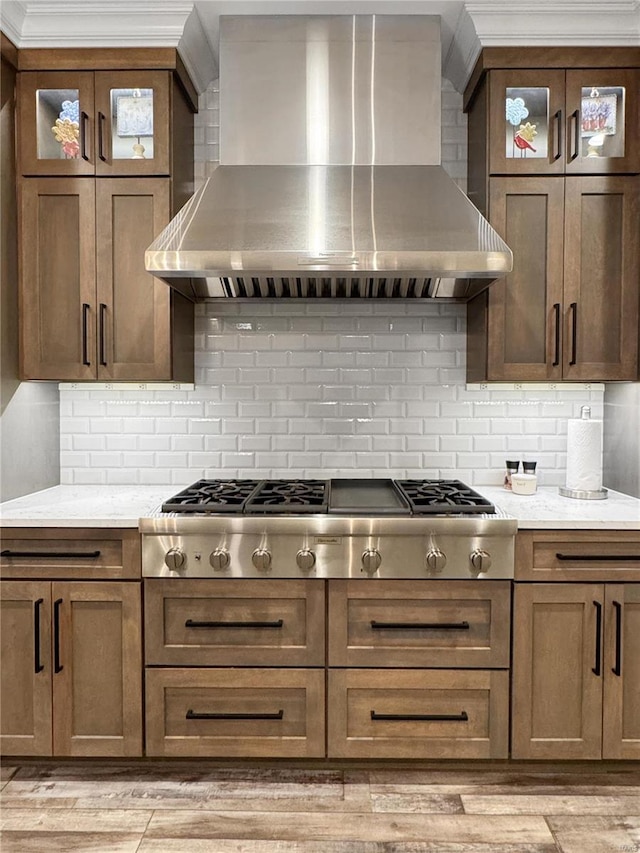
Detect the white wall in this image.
<box><xmin>57</xmin><ymin>77</ymin><xmax>606</xmax><ymax>490</ymax></box>
<box><xmin>604</xmin><ymin>384</ymin><xmax>640</xmax><ymax>499</ymax></box>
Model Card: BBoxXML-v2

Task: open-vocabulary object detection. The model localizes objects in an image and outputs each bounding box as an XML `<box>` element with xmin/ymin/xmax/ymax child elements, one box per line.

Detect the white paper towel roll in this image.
<box><xmin>566</xmin><ymin>415</ymin><xmax>603</xmax><ymax>492</ymax></box>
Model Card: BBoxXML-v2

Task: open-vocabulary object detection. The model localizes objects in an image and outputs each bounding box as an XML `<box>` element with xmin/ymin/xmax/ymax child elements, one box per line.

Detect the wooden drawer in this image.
<box><xmin>145</xmin><ymin>579</ymin><xmax>325</xmax><ymax>666</ymax></box>
<box><xmin>328</xmin><ymin>580</ymin><xmax>510</xmax><ymax>668</ymax></box>
<box><xmin>145</xmin><ymin>667</ymin><xmax>325</xmax><ymax>757</ymax></box>
<box><xmin>516</xmin><ymin>531</ymin><xmax>640</xmax><ymax>581</ymax></box>
<box><xmin>328</xmin><ymin>669</ymin><xmax>509</xmax><ymax>759</ymax></box>
<box><xmin>0</xmin><ymin>528</ymin><xmax>140</xmax><ymax>580</ymax></box>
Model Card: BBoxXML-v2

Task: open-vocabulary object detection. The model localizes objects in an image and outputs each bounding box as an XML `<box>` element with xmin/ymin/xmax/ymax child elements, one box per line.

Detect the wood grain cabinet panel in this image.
<box><xmin>146</xmin><ymin>668</ymin><xmax>325</xmax><ymax>758</ymax></box>
<box><xmin>0</xmin><ymin>582</ymin><xmax>52</xmax><ymax>756</ymax></box>
<box><xmin>1</xmin><ymin>529</ymin><xmax>143</xmax><ymax>758</ymax></box>
<box><xmin>603</xmin><ymin>584</ymin><xmax>640</xmax><ymax>759</ymax></box>
<box><xmin>145</xmin><ymin>579</ymin><xmax>325</xmax><ymax>667</ymax></box>
<box><xmin>328</xmin><ymin>669</ymin><xmax>509</xmax><ymax>759</ymax></box>
<box><xmin>328</xmin><ymin>580</ymin><xmax>510</xmax><ymax>669</ymax></box>
<box><xmin>515</xmin><ymin>530</ymin><xmax>640</xmax><ymax>582</ymax></box>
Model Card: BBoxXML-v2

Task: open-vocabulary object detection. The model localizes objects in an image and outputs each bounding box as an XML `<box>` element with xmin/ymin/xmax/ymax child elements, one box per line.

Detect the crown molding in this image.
<box><xmin>0</xmin><ymin>0</ymin><xmax>216</xmax><ymax>93</ymax></box>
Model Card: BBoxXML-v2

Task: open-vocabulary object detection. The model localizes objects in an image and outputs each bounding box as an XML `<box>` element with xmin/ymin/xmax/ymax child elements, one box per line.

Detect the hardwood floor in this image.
<box><xmin>0</xmin><ymin>763</ymin><xmax>639</xmax><ymax>852</ymax></box>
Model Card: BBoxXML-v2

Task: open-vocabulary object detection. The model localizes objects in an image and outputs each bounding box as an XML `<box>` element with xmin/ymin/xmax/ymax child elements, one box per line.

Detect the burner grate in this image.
<box><xmin>245</xmin><ymin>479</ymin><xmax>330</xmax><ymax>514</ymax></box>
<box><xmin>162</xmin><ymin>479</ymin><xmax>262</xmax><ymax>513</ymax></box>
<box><xmin>395</xmin><ymin>479</ymin><xmax>495</xmax><ymax>515</ymax></box>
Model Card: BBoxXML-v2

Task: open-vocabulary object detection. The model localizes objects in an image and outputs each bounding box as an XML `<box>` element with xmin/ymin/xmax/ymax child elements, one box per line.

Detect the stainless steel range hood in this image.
<box><xmin>146</xmin><ymin>15</ymin><xmax>512</xmax><ymax>300</ymax></box>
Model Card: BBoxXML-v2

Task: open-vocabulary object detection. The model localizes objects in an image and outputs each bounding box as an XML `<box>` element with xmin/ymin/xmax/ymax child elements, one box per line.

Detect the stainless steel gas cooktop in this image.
<box><xmin>141</xmin><ymin>478</ymin><xmax>515</xmax><ymax>582</ymax></box>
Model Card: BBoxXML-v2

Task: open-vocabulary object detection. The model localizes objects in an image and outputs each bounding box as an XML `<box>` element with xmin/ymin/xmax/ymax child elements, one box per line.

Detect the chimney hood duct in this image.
<box><xmin>146</xmin><ymin>15</ymin><xmax>512</xmax><ymax>300</ymax></box>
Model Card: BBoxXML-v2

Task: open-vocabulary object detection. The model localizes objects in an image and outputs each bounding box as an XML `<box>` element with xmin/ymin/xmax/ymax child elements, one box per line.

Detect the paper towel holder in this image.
<box><xmin>559</xmin><ymin>405</ymin><xmax>608</xmax><ymax>500</ymax></box>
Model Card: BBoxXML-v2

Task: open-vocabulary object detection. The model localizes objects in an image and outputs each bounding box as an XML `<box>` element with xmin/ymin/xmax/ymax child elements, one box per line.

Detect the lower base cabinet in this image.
<box><xmin>145</xmin><ymin>668</ymin><xmax>325</xmax><ymax>758</ymax></box>
<box><xmin>512</xmin><ymin>582</ymin><xmax>640</xmax><ymax>760</ymax></box>
<box><xmin>328</xmin><ymin>669</ymin><xmax>509</xmax><ymax>759</ymax></box>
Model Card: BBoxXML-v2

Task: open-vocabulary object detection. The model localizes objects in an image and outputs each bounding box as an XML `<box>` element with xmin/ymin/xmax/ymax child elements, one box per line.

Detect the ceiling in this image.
<box><xmin>1</xmin><ymin>0</ymin><xmax>638</xmax><ymax>93</ymax></box>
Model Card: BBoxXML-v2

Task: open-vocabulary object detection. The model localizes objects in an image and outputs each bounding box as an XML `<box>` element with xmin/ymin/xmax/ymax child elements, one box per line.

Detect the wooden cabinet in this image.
<box><xmin>512</xmin><ymin>529</ymin><xmax>640</xmax><ymax>760</ymax></box>
<box><xmin>17</xmin><ymin>51</ymin><xmax>195</xmax><ymax>382</ymax></box>
<box><xmin>18</xmin><ymin>69</ymin><xmax>170</xmax><ymax>176</ymax></box>
<box><xmin>465</xmin><ymin>49</ymin><xmax>640</xmax><ymax>383</ymax></box>
<box><xmin>145</xmin><ymin>578</ymin><xmax>325</xmax><ymax>667</ymax></box>
<box><xmin>146</xmin><ymin>668</ymin><xmax>325</xmax><ymax>758</ymax></box>
<box><xmin>487</xmin><ymin>68</ymin><xmax>640</xmax><ymax>176</ymax></box>
<box><xmin>326</xmin><ymin>580</ymin><xmax>511</xmax><ymax>759</ymax></box>
<box><xmin>0</xmin><ymin>529</ymin><xmax>143</xmax><ymax>758</ymax></box>
<box><xmin>469</xmin><ymin>175</ymin><xmax>640</xmax><ymax>381</ymax></box>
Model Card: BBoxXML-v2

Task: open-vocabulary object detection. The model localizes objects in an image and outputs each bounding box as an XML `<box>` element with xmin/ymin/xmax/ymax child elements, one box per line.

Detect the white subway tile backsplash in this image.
<box><xmin>58</xmin><ymin>81</ymin><xmax>603</xmax><ymax>487</ymax></box>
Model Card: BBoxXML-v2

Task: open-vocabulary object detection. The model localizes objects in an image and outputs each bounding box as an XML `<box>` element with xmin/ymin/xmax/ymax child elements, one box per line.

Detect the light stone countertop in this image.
<box><xmin>0</xmin><ymin>484</ymin><xmax>639</xmax><ymax>530</ymax></box>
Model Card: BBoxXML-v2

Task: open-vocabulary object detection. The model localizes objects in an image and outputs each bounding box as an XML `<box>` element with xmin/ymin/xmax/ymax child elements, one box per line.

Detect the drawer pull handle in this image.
<box><xmin>1</xmin><ymin>550</ymin><xmax>101</xmax><ymax>559</ymax></box>
<box><xmin>185</xmin><ymin>619</ymin><xmax>284</xmax><ymax>629</ymax></box>
<box><xmin>34</xmin><ymin>598</ymin><xmax>44</xmax><ymax>674</ymax></box>
<box><xmin>186</xmin><ymin>709</ymin><xmax>284</xmax><ymax>721</ymax></box>
<box><xmin>371</xmin><ymin>620</ymin><xmax>470</xmax><ymax>631</ymax></box>
<box><xmin>552</xmin><ymin>303</ymin><xmax>561</xmax><ymax>367</ymax></box>
<box><xmin>371</xmin><ymin>711</ymin><xmax>469</xmax><ymax>722</ymax></box>
<box><xmin>53</xmin><ymin>598</ymin><xmax>63</xmax><ymax>674</ymax></box>
<box><xmin>556</xmin><ymin>553</ymin><xmax>640</xmax><ymax>562</ymax></box>
<box><xmin>592</xmin><ymin>600</ymin><xmax>602</xmax><ymax>677</ymax></box>
<box><xmin>612</xmin><ymin>600</ymin><xmax>622</xmax><ymax>677</ymax></box>
<box><xmin>82</xmin><ymin>303</ymin><xmax>91</xmax><ymax>366</ymax></box>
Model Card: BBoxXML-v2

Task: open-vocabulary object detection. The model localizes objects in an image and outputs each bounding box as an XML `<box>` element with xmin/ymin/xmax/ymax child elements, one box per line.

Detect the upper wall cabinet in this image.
<box><xmin>18</xmin><ymin>70</ymin><xmax>170</xmax><ymax>177</ymax></box>
<box><xmin>488</xmin><ymin>68</ymin><xmax>639</xmax><ymax>176</ymax></box>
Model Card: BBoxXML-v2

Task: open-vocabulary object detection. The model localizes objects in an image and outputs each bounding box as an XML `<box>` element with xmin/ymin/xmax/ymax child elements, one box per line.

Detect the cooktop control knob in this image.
<box><xmin>362</xmin><ymin>548</ymin><xmax>382</xmax><ymax>573</ymax></box>
<box><xmin>164</xmin><ymin>547</ymin><xmax>186</xmax><ymax>571</ymax></box>
<box><xmin>296</xmin><ymin>548</ymin><xmax>316</xmax><ymax>571</ymax></box>
<box><xmin>252</xmin><ymin>548</ymin><xmax>272</xmax><ymax>571</ymax></box>
<box><xmin>209</xmin><ymin>548</ymin><xmax>230</xmax><ymax>571</ymax></box>
<box><xmin>470</xmin><ymin>549</ymin><xmax>492</xmax><ymax>573</ymax></box>
<box><xmin>426</xmin><ymin>548</ymin><xmax>447</xmax><ymax>573</ymax></box>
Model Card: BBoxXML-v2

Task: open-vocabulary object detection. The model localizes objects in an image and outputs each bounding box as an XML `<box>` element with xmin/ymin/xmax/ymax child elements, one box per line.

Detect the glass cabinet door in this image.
<box><xmin>489</xmin><ymin>70</ymin><xmax>565</xmax><ymax>175</ymax></box>
<box><xmin>94</xmin><ymin>71</ymin><xmax>170</xmax><ymax>176</ymax></box>
<box><xmin>565</xmin><ymin>69</ymin><xmax>640</xmax><ymax>174</ymax></box>
<box><xmin>18</xmin><ymin>71</ymin><xmax>95</xmax><ymax>176</ymax></box>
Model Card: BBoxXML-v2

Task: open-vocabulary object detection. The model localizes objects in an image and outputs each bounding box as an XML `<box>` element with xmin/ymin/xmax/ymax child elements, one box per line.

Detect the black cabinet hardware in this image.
<box><xmin>612</xmin><ymin>600</ymin><xmax>622</xmax><ymax>677</ymax></box>
<box><xmin>98</xmin><ymin>112</ymin><xmax>107</xmax><ymax>161</ymax></box>
<box><xmin>99</xmin><ymin>303</ymin><xmax>108</xmax><ymax>366</ymax></box>
<box><xmin>592</xmin><ymin>600</ymin><xmax>602</xmax><ymax>676</ymax></box>
<box><xmin>556</xmin><ymin>553</ymin><xmax>640</xmax><ymax>561</ymax></box>
<box><xmin>82</xmin><ymin>303</ymin><xmax>91</xmax><ymax>366</ymax></box>
<box><xmin>34</xmin><ymin>598</ymin><xmax>44</xmax><ymax>674</ymax></box>
<box><xmin>552</xmin><ymin>303</ymin><xmax>561</xmax><ymax>366</ymax></box>
<box><xmin>553</xmin><ymin>110</ymin><xmax>562</xmax><ymax>161</ymax></box>
<box><xmin>569</xmin><ymin>109</ymin><xmax>580</xmax><ymax>160</ymax></box>
<box><xmin>370</xmin><ymin>620</ymin><xmax>470</xmax><ymax>631</ymax></box>
<box><xmin>569</xmin><ymin>302</ymin><xmax>578</xmax><ymax>365</ymax></box>
<box><xmin>185</xmin><ymin>619</ymin><xmax>284</xmax><ymax>629</ymax></box>
<box><xmin>53</xmin><ymin>598</ymin><xmax>63</xmax><ymax>673</ymax></box>
<box><xmin>371</xmin><ymin>711</ymin><xmax>468</xmax><ymax>722</ymax></box>
<box><xmin>80</xmin><ymin>111</ymin><xmax>89</xmax><ymax>161</ymax></box>
<box><xmin>186</xmin><ymin>709</ymin><xmax>284</xmax><ymax>721</ymax></box>
<box><xmin>1</xmin><ymin>550</ymin><xmax>101</xmax><ymax>559</ymax></box>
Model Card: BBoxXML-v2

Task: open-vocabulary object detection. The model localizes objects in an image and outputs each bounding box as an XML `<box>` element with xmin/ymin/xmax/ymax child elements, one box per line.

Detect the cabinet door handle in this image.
<box><xmin>1</xmin><ymin>550</ymin><xmax>101</xmax><ymax>559</ymax></box>
<box><xmin>552</xmin><ymin>303</ymin><xmax>561</xmax><ymax>367</ymax></box>
<box><xmin>184</xmin><ymin>619</ymin><xmax>284</xmax><ymax>629</ymax></box>
<box><xmin>98</xmin><ymin>112</ymin><xmax>107</xmax><ymax>161</ymax></box>
<box><xmin>371</xmin><ymin>711</ymin><xmax>468</xmax><ymax>722</ymax></box>
<box><xmin>612</xmin><ymin>600</ymin><xmax>622</xmax><ymax>677</ymax></box>
<box><xmin>553</xmin><ymin>110</ymin><xmax>563</xmax><ymax>161</ymax></box>
<box><xmin>592</xmin><ymin>600</ymin><xmax>602</xmax><ymax>676</ymax></box>
<box><xmin>568</xmin><ymin>302</ymin><xmax>578</xmax><ymax>365</ymax></box>
<box><xmin>53</xmin><ymin>598</ymin><xmax>63</xmax><ymax>674</ymax></box>
<box><xmin>34</xmin><ymin>598</ymin><xmax>44</xmax><ymax>674</ymax></box>
<box><xmin>556</xmin><ymin>553</ymin><xmax>640</xmax><ymax>562</ymax></box>
<box><xmin>99</xmin><ymin>303</ymin><xmax>108</xmax><ymax>366</ymax></box>
<box><xmin>186</xmin><ymin>709</ymin><xmax>284</xmax><ymax>721</ymax></box>
<box><xmin>569</xmin><ymin>109</ymin><xmax>580</xmax><ymax>161</ymax></box>
<box><xmin>80</xmin><ymin>111</ymin><xmax>90</xmax><ymax>161</ymax></box>
<box><xmin>370</xmin><ymin>620</ymin><xmax>470</xmax><ymax>631</ymax></box>
<box><xmin>81</xmin><ymin>303</ymin><xmax>91</xmax><ymax>366</ymax></box>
